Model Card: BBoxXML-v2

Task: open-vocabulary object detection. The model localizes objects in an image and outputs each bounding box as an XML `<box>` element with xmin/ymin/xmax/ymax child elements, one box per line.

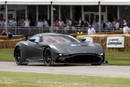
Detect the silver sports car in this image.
<box><xmin>14</xmin><ymin>33</ymin><xmax>105</xmax><ymax>66</ymax></box>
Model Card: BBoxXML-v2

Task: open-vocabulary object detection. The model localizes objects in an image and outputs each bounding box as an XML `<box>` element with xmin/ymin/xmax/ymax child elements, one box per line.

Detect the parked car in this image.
<box><xmin>14</xmin><ymin>33</ymin><xmax>105</xmax><ymax>66</ymax></box>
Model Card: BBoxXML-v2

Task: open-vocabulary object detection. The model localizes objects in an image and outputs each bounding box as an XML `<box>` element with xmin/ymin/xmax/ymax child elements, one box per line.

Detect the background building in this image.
<box><xmin>0</xmin><ymin>0</ymin><xmax>130</xmax><ymax>35</ymax></box>
<box><xmin>0</xmin><ymin>0</ymin><xmax>130</xmax><ymax>25</ymax></box>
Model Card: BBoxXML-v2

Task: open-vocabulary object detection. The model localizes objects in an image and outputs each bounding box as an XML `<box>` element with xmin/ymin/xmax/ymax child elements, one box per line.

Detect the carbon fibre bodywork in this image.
<box><xmin>14</xmin><ymin>33</ymin><xmax>105</xmax><ymax>65</ymax></box>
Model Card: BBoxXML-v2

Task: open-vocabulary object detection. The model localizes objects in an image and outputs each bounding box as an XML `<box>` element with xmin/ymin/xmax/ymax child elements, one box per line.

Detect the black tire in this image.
<box><xmin>44</xmin><ymin>48</ymin><xmax>54</xmax><ymax>66</ymax></box>
<box><xmin>91</xmin><ymin>63</ymin><xmax>102</xmax><ymax>66</ymax></box>
<box><xmin>14</xmin><ymin>47</ymin><xmax>27</xmax><ymax>65</ymax></box>
<box><xmin>91</xmin><ymin>60</ymin><xmax>103</xmax><ymax>66</ymax></box>
<box><xmin>91</xmin><ymin>55</ymin><xmax>105</xmax><ymax>66</ymax></box>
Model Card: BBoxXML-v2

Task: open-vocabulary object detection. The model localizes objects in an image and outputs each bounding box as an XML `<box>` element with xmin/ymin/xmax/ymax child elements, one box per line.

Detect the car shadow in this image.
<box><xmin>27</xmin><ymin>62</ymin><xmax>91</xmax><ymax>67</ymax></box>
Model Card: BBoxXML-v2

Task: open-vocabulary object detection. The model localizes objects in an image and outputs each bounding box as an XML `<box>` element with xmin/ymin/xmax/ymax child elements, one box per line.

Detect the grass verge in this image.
<box><xmin>0</xmin><ymin>49</ymin><xmax>14</xmax><ymax>61</ymax></box>
<box><xmin>0</xmin><ymin>71</ymin><xmax>130</xmax><ymax>87</ymax></box>
<box><xmin>105</xmin><ymin>50</ymin><xmax>130</xmax><ymax>65</ymax></box>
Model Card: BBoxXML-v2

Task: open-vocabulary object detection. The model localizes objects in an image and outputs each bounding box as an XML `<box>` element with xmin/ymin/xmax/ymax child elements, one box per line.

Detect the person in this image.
<box><xmin>0</xmin><ymin>19</ymin><xmax>5</xmax><ymax>27</ymax></box>
<box><xmin>88</xmin><ymin>25</ymin><xmax>96</xmax><ymax>35</ymax></box>
<box><xmin>127</xmin><ymin>18</ymin><xmax>130</xmax><ymax>28</ymax></box>
<box><xmin>105</xmin><ymin>20</ymin><xmax>112</xmax><ymax>30</ymax></box>
<box><xmin>1</xmin><ymin>30</ymin><xmax>13</xmax><ymax>39</ymax></box>
<box><xmin>37</xmin><ymin>19</ymin><xmax>43</xmax><ymax>27</ymax></box>
<box><xmin>77</xmin><ymin>29</ymin><xmax>83</xmax><ymax>35</ymax></box>
<box><xmin>83</xmin><ymin>19</ymin><xmax>89</xmax><ymax>27</ymax></box>
<box><xmin>43</xmin><ymin>18</ymin><xmax>49</xmax><ymax>28</ymax></box>
<box><xmin>18</xmin><ymin>18</ymin><xmax>25</xmax><ymax>26</ymax></box>
<box><xmin>58</xmin><ymin>19</ymin><xmax>64</xmax><ymax>28</ymax></box>
<box><xmin>92</xmin><ymin>19</ymin><xmax>98</xmax><ymax>31</ymax></box>
<box><xmin>115</xmin><ymin>20</ymin><xmax>119</xmax><ymax>29</ymax></box>
<box><xmin>24</xmin><ymin>19</ymin><xmax>30</xmax><ymax>27</ymax></box>
<box><xmin>1</xmin><ymin>30</ymin><xmax>8</xmax><ymax>35</ymax></box>
<box><xmin>123</xmin><ymin>23</ymin><xmax>129</xmax><ymax>34</ymax></box>
<box><xmin>8</xmin><ymin>18</ymin><xmax>17</xmax><ymax>26</ymax></box>
<box><xmin>8</xmin><ymin>18</ymin><xmax>14</xmax><ymax>26</ymax></box>
<box><xmin>53</xmin><ymin>20</ymin><xmax>59</xmax><ymax>31</ymax></box>
<box><xmin>65</xmin><ymin>18</ymin><xmax>72</xmax><ymax>29</ymax></box>
<box><xmin>77</xmin><ymin>18</ymin><xmax>84</xmax><ymax>27</ymax></box>
<box><xmin>119</xmin><ymin>18</ymin><xmax>124</xmax><ymax>28</ymax></box>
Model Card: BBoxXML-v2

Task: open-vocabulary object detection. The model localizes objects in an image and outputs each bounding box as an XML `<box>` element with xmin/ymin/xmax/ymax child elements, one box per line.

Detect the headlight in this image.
<box><xmin>59</xmin><ymin>53</ymin><xmax>63</xmax><ymax>56</ymax></box>
<box><xmin>99</xmin><ymin>53</ymin><xmax>104</xmax><ymax>56</ymax></box>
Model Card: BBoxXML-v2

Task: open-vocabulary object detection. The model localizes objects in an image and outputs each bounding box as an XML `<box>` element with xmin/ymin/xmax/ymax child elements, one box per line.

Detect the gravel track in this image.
<box><xmin>0</xmin><ymin>62</ymin><xmax>130</xmax><ymax>78</ymax></box>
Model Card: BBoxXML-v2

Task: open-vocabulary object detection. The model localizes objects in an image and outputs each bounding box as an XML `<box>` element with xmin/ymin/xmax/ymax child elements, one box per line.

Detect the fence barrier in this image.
<box><xmin>0</xmin><ymin>26</ymin><xmax>122</xmax><ymax>36</ymax></box>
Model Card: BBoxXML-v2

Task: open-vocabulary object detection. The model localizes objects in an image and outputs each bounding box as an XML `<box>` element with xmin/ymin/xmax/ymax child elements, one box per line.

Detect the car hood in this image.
<box><xmin>50</xmin><ymin>42</ymin><xmax>102</xmax><ymax>55</ymax></box>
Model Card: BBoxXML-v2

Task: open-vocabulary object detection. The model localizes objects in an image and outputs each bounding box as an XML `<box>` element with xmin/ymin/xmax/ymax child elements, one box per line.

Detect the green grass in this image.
<box><xmin>0</xmin><ymin>48</ymin><xmax>130</xmax><ymax>65</ymax></box>
<box><xmin>0</xmin><ymin>49</ymin><xmax>14</xmax><ymax>61</ymax></box>
<box><xmin>105</xmin><ymin>50</ymin><xmax>130</xmax><ymax>65</ymax></box>
<box><xmin>0</xmin><ymin>71</ymin><xmax>130</xmax><ymax>87</ymax></box>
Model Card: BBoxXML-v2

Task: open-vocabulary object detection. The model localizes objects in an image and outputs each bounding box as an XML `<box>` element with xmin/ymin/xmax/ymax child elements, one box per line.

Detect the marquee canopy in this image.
<box><xmin>101</xmin><ymin>0</ymin><xmax>130</xmax><ymax>5</ymax></box>
<box><xmin>0</xmin><ymin>0</ymin><xmax>130</xmax><ymax>5</ymax></box>
<box><xmin>0</xmin><ymin>0</ymin><xmax>51</xmax><ymax>5</ymax></box>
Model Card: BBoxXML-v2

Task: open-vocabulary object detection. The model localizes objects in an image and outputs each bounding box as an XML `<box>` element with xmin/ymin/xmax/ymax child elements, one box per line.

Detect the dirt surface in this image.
<box><xmin>0</xmin><ymin>62</ymin><xmax>130</xmax><ymax>78</ymax></box>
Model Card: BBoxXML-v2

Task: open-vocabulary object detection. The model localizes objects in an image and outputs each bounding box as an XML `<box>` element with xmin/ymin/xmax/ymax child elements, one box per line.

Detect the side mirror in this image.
<box><xmin>29</xmin><ymin>38</ymin><xmax>36</xmax><ymax>42</ymax></box>
<box><xmin>81</xmin><ymin>38</ymin><xmax>86</xmax><ymax>42</ymax></box>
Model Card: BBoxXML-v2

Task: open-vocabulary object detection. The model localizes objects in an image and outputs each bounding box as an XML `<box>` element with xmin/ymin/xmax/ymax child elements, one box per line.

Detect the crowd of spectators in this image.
<box><xmin>0</xmin><ymin>18</ymin><xmax>50</xmax><ymax>28</ymax></box>
<box><xmin>0</xmin><ymin>17</ymin><xmax>130</xmax><ymax>32</ymax></box>
<box><xmin>52</xmin><ymin>18</ymin><xmax>130</xmax><ymax>32</ymax></box>
<box><xmin>0</xmin><ymin>18</ymin><xmax>30</xmax><ymax>27</ymax></box>
<box><xmin>37</xmin><ymin>18</ymin><xmax>49</xmax><ymax>28</ymax></box>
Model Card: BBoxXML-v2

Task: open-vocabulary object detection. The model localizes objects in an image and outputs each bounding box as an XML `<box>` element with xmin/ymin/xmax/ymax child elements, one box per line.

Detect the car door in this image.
<box><xmin>27</xmin><ymin>36</ymin><xmax>43</xmax><ymax>60</ymax></box>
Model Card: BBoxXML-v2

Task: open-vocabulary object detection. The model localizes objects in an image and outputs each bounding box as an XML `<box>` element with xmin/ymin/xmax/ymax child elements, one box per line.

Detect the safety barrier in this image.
<box><xmin>0</xmin><ymin>26</ymin><xmax>122</xmax><ymax>36</ymax></box>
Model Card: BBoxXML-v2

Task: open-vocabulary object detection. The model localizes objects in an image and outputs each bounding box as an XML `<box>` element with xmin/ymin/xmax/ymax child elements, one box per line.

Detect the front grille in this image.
<box><xmin>64</xmin><ymin>54</ymin><xmax>101</xmax><ymax>63</ymax></box>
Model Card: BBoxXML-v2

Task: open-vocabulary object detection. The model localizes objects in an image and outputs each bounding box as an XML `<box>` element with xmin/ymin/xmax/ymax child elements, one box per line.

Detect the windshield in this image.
<box><xmin>43</xmin><ymin>35</ymin><xmax>79</xmax><ymax>43</ymax></box>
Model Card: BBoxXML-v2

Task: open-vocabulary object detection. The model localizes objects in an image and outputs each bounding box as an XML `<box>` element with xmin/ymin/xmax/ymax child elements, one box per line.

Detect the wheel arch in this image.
<box><xmin>14</xmin><ymin>43</ymin><xmax>28</xmax><ymax>60</ymax></box>
<box><xmin>43</xmin><ymin>46</ymin><xmax>59</xmax><ymax>61</ymax></box>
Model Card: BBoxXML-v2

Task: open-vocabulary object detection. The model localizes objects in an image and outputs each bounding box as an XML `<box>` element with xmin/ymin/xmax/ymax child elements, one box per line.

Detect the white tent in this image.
<box><xmin>0</xmin><ymin>0</ymin><xmax>130</xmax><ymax>5</ymax></box>
<box><xmin>53</xmin><ymin>0</ymin><xmax>99</xmax><ymax>5</ymax></box>
<box><xmin>0</xmin><ymin>0</ymin><xmax>98</xmax><ymax>5</ymax></box>
<box><xmin>101</xmin><ymin>0</ymin><xmax>130</xmax><ymax>5</ymax></box>
<box><xmin>0</xmin><ymin>0</ymin><xmax>51</xmax><ymax>5</ymax></box>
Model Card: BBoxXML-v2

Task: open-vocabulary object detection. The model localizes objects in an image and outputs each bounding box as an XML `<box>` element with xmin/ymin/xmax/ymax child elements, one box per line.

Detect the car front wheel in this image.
<box><xmin>44</xmin><ymin>48</ymin><xmax>54</xmax><ymax>66</ymax></box>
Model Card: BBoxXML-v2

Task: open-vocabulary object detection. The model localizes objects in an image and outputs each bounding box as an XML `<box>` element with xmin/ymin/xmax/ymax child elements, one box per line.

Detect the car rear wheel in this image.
<box><xmin>14</xmin><ymin>47</ymin><xmax>27</xmax><ymax>65</ymax></box>
<box><xmin>44</xmin><ymin>48</ymin><xmax>54</xmax><ymax>66</ymax></box>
